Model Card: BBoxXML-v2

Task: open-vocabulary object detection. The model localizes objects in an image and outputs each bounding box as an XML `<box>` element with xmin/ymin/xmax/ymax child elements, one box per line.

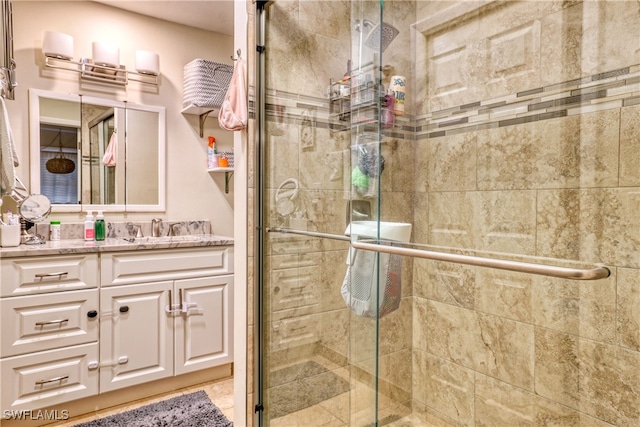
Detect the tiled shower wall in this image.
<box><xmin>252</xmin><ymin>0</ymin><xmax>417</xmax><ymax>423</ymax></box>
<box><xmin>248</xmin><ymin>0</ymin><xmax>639</xmax><ymax>426</ymax></box>
<box><xmin>411</xmin><ymin>1</ymin><xmax>640</xmax><ymax>426</ymax></box>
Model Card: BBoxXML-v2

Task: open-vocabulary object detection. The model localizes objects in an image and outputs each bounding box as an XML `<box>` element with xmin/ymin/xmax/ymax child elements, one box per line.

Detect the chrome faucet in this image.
<box><xmin>152</xmin><ymin>218</ymin><xmax>163</xmax><ymax>237</ymax></box>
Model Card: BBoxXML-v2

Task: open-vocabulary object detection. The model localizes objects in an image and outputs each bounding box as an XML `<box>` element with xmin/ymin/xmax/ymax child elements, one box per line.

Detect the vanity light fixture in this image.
<box><xmin>42</xmin><ymin>31</ymin><xmax>159</xmax><ymax>86</ymax></box>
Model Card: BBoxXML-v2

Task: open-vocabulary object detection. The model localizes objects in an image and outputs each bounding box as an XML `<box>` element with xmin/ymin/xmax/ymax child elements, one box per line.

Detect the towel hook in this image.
<box><xmin>231</xmin><ymin>49</ymin><xmax>242</xmax><ymax>61</ymax></box>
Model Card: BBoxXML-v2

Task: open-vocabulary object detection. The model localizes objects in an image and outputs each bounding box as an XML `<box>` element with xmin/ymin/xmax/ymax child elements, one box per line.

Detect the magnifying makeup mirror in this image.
<box><xmin>9</xmin><ymin>177</ymin><xmax>52</xmax><ymax>244</ymax></box>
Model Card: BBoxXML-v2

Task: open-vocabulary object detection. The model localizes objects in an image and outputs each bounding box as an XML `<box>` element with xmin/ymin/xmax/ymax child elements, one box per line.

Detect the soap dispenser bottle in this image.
<box><xmin>207</xmin><ymin>136</ymin><xmax>219</xmax><ymax>169</ymax></box>
<box><xmin>95</xmin><ymin>210</ymin><xmax>105</xmax><ymax>241</ymax></box>
<box><xmin>84</xmin><ymin>211</ymin><xmax>95</xmax><ymax>241</ymax></box>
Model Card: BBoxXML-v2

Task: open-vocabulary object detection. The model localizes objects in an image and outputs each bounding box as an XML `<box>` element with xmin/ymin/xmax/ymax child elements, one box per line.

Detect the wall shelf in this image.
<box><xmin>208</xmin><ymin>168</ymin><xmax>234</xmax><ymax>193</ymax></box>
<box><xmin>182</xmin><ymin>105</ymin><xmax>218</xmax><ymax>137</ymax></box>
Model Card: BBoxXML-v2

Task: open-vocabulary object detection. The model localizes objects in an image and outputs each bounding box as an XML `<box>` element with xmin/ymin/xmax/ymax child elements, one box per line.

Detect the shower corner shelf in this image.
<box><xmin>208</xmin><ymin>167</ymin><xmax>234</xmax><ymax>193</ymax></box>
<box><xmin>182</xmin><ymin>104</ymin><xmax>219</xmax><ymax>137</ymax></box>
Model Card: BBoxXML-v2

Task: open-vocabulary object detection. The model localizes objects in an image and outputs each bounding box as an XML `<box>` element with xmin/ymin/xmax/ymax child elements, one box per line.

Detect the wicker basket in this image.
<box><xmin>183</xmin><ymin>59</ymin><xmax>234</xmax><ymax>109</ymax></box>
<box><xmin>45</xmin><ymin>157</ymin><xmax>75</xmax><ymax>174</ymax></box>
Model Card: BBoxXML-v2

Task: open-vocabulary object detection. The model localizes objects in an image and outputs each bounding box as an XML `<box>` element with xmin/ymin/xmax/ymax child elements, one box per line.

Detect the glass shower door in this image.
<box><xmin>255</xmin><ymin>0</ymin><xmax>383</xmax><ymax>425</ymax></box>
<box><xmin>256</xmin><ymin>1</ymin><xmax>638</xmax><ymax>426</ymax></box>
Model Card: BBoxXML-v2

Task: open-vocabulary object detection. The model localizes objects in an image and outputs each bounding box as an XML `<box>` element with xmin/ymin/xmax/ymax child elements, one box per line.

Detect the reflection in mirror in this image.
<box><xmin>84</xmin><ymin>105</ymin><xmax>123</xmax><ymax>205</ymax></box>
<box><xmin>39</xmin><ymin>97</ymin><xmax>80</xmax><ymax>204</ymax></box>
<box><xmin>29</xmin><ymin>89</ymin><xmax>166</xmax><ymax>212</ymax></box>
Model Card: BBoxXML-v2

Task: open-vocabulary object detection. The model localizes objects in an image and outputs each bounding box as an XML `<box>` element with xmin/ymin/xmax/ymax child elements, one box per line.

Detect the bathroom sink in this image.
<box><xmin>124</xmin><ymin>235</ymin><xmax>208</xmax><ymax>244</ymax></box>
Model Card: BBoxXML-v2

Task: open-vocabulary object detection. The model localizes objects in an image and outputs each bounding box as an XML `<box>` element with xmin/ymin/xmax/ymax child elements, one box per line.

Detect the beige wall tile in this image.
<box><xmin>428</xmin><ymin>191</ymin><xmax>476</xmax><ymax>249</ymax></box>
<box><xmin>535</xmin><ymin>327</ymin><xmax>580</xmax><ymax>408</ymax></box>
<box><xmin>425</xmin><ymin>133</ymin><xmax>477</xmax><ymax>192</ymax></box>
<box><xmin>477</xmin><ymin>111</ymin><xmax>619</xmax><ymax>191</ymax></box>
<box><xmin>620</xmin><ymin>105</ymin><xmax>640</xmax><ymax>187</ymax></box>
<box><xmin>415</xmin><ymin>259</ymin><xmax>476</xmax><ymax>309</ymax></box>
<box><xmin>413</xmin><ymin>297</ymin><xmax>429</xmax><ymax>352</ymax></box>
<box><xmin>413</xmin><ymin>351</ymin><xmax>474</xmax><ymax>425</ymax></box>
<box><xmin>617</xmin><ymin>268</ymin><xmax>640</xmax><ymax>351</ymax></box>
<box><xmin>476</xmin><ymin>373</ymin><xmax>613</xmax><ymax>427</ymax></box>
<box><xmin>537</xmin><ymin>188</ymin><xmax>640</xmax><ymax>268</ymax></box>
<box><xmin>475</xmin><ymin>269</ymin><xmax>532</xmax><ymax>323</ymax></box>
<box><xmin>532</xmin><ymin>272</ymin><xmax>617</xmax><ymax>344</ymax></box>
<box><xmin>426</xmin><ymin>300</ymin><xmax>534</xmax><ymax>390</ymax></box>
<box><xmin>578</xmin><ymin>340</ymin><xmax>640</xmax><ymax>425</ymax></box>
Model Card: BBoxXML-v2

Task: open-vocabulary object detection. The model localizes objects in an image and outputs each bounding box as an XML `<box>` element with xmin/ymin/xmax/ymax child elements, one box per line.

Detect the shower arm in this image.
<box><xmin>267</xmin><ymin>227</ymin><xmax>610</xmax><ymax>281</ymax></box>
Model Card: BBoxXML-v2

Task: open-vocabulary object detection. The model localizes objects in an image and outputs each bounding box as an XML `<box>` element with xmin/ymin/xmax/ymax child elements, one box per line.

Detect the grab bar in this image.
<box><xmin>267</xmin><ymin>227</ymin><xmax>610</xmax><ymax>280</ymax></box>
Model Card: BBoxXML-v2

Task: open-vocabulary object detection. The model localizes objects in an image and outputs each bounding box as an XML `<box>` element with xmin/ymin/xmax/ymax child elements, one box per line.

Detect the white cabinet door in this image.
<box><xmin>174</xmin><ymin>275</ymin><xmax>233</xmax><ymax>375</ymax></box>
<box><xmin>99</xmin><ymin>281</ymin><xmax>173</xmax><ymax>392</ymax></box>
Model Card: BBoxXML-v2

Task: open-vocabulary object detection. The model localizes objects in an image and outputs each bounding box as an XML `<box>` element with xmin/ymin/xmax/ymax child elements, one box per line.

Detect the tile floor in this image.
<box><xmin>47</xmin><ymin>376</ymin><xmax>234</xmax><ymax>426</ymax></box>
<box><xmin>267</xmin><ymin>355</ymin><xmax>446</xmax><ymax>427</ymax></box>
<box><xmin>44</xmin><ymin>359</ymin><xmax>446</xmax><ymax>427</ymax></box>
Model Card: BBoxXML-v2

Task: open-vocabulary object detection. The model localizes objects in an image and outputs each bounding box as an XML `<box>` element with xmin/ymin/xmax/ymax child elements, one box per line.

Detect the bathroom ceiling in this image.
<box><xmin>93</xmin><ymin>0</ymin><xmax>234</xmax><ymax>35</ymax></box>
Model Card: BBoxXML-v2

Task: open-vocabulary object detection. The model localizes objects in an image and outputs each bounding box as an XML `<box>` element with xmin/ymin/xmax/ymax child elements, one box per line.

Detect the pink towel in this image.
<box><xmin>102</xmin><ymin>132</ymin><xmax>117</xmax><ymax>166</ymax></box>
<box><xmin>218</xmin><ymin>58</ymin><xmax>247</xmax><ymax>131</ymax></box>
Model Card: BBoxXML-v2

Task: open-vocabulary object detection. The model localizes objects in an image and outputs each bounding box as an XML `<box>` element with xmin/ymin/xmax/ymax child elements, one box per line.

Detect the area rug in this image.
<box><xmin>73</xmin><ymin>390</ymin><xmax>233</xmax><ymax>427</ymax></box>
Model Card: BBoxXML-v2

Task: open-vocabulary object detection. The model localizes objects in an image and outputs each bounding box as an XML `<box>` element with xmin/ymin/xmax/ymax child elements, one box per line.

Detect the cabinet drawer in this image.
<box><xmin>0</xmin><ymin>343</ymin><xmax>99</xmax><ymax>411</ymax></box>
<box><xmin>101</xmin><ymin>247</ymin><xmax>233</xmax><ymax>287</ymax></box>
<box><xmin>1</xmin><ymin>289</ymin><xmax>99</xmax><ymax>358</ymax></box>
<box><xmin>0</xmin><ymin>254</ymin><xmax>99</xmax><ymax>297</ymax></box>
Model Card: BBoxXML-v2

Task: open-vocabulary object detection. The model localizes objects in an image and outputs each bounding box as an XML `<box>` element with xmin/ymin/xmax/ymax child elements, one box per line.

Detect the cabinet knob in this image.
<box><xmin>87</xmin><ymin>310</ymin><xmax>98</xmax><ymax>318</ymax></box>
<box><xmin>119</xmin><ymin>306</ymin><xmax>129</xmax><ymax>313</ymax></box>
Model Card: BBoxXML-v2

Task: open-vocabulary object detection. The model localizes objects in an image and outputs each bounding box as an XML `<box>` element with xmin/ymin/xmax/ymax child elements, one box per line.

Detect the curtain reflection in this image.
<box><xmin>40</xmin><ymin>148</ymin><xmax>78</xmax><ymax>204</ymax></box>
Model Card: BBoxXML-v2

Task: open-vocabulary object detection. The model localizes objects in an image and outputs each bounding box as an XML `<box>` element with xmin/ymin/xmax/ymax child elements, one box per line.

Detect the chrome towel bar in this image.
<box><xmin>267</xmin><ymin>227</ymin><xmax>610</xmax><ymax>280</ymax></box>
<box><xmin>267</xmin><ymin>227</ymin><xmax>351</xmax><ymax>241</ymax></box>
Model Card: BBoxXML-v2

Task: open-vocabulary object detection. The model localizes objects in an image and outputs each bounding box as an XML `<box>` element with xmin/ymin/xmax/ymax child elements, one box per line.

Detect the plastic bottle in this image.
<box><xmin>84</xmin><ymin>211</ymin><xmax>95</xmax><ymax>241</ymax></box>
<box><xmin>207</xmin><ymin>136</ymin><xmax>219</xmax><ymax>169</ymax></box>
<box><xmin>95</xmin><ymin>210</ymin><xmax>105</xmax><ymax>241</ymax></box>
<box><xmin>49</xmin><ymin>220</ymin><xmax>61</xmax><ymax>241</ymax></box>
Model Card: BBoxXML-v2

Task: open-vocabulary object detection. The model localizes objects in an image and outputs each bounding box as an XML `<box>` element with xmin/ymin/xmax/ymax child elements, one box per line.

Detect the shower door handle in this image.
<box><xmin>266</xmin><ymin>227</ymin><xmax>610</xmax><ymax>280</ymax></box>
<box><xmin>350</xmin><ymin>241</ymin><xmax>610</xmax><ymax>281</ymax></box>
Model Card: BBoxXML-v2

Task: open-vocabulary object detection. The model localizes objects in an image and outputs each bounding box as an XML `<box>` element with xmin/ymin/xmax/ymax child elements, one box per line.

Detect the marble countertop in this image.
<box><xmin>0</xmin><ymin>235</ymin><xmax>234</xmax><ymax>259</ymax></box>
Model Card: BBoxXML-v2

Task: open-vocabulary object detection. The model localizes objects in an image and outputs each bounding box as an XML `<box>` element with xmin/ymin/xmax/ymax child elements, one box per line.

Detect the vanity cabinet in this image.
<box><xmin>0</xmin><ymin>254</ymin><xmax>100</xmax><ymax>411</ymax></box>
<box><xmin>99</xmin><ymin>247</ymin><xmax>233</xmax><ymax>392</ymax></box>
<box><xmin>0</xmin><ymin>245</ymin><xmax>233</xmax><ymax>410</ymax></box>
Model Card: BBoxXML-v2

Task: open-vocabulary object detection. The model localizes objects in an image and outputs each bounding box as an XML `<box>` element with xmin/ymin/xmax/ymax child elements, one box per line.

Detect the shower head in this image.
<box><xmin>355</xmin><ymin>19</ymin><xmax>399</xmax><ymax>53</ymax></box>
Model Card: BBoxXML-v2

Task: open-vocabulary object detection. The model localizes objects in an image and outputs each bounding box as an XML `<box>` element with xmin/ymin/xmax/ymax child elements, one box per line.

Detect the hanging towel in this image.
<box><xmin>102</xmin><ymin>131</ymin><xmax>117</xmax><ymax>167</ymax></box>
<box><xmin>218</xmin><ymin>58</ymin><xmax>247</xmax><ymax>131</ymax></box>
<box><xmin>0</xmin><ymin>96</ymin><xmax>19</xmax><ymax>197</ymax></box>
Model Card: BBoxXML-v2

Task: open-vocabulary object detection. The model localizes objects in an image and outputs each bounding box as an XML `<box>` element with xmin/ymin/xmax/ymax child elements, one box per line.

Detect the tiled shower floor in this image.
<box><xmin>268</xmin><ymin>355</ymin><xmax>448</xmax><ymax>427</ymax></box>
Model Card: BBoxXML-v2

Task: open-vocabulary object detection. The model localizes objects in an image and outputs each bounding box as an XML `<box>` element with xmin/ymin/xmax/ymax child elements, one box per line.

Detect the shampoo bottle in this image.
<box><xmin>84</xmin><ymin>211</ymin><xmax>95</xmax><ymax>241</ymax></box>
<box><xmin>95</xmin><ymin>210</ymin><xmax>105</xmax><ymax>241</ymax></box>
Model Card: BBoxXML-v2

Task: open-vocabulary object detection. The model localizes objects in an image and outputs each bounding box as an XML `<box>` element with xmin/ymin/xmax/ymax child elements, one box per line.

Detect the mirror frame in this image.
<box><xmin>29</xmin><ymin>88</ymin><xmax>166</xmax><ymax>212</ymax></box>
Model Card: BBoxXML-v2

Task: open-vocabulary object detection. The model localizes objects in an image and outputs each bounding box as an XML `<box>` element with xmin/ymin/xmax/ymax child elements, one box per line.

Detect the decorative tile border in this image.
<box><xmin>252</xmin><ymin>64</ymin><xmax>639</xmax><ymax>142</ymax></box>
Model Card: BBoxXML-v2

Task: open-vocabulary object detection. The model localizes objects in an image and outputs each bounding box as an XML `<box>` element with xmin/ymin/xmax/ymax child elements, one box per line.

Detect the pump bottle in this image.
<box><xmin>95</xmin><ymin>211</ymin><xmax>105</xmax><ymax>241</ymax></box>
<box><xmin>84</xmin><ymin>211</ymin><xmax>95</xmax><ymax>241</ymax></box>
<box><xmin>207</xmin><ymin>136</ymin><xmax>219</xmax><ymax>169</ymax></box>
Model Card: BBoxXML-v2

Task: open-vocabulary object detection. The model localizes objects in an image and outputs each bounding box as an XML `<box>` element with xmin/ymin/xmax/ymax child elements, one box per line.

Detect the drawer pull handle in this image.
<box><xmin>87</xmin><ymin>310</ymin><xmax>98</xmax><ymax>318</ymax></box>
<box><xmin>35</xmin><ymin>271</ymin><xmax>69</xmax><ymax>279</ymax></box>
<box><xmin>119</xmin><ymin>306</ymin><xmax>129</xmax><ymax>313</ymax></box>
<box><xmin>35</xmin><ymin>319</ymin><xmax>69</xmax><ymax>326</ymax></box>
<box><xmin>35</xmin><ymin>375</ymin><xmax>69</xmax><ymax>386</ymax></box>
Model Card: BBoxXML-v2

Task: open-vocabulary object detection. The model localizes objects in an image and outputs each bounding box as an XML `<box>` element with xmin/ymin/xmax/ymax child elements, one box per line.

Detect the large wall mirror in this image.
<box><xmin>29</xmin><ymin>89</ymin><xmax>166</xmax><ymax>212</ymax></box>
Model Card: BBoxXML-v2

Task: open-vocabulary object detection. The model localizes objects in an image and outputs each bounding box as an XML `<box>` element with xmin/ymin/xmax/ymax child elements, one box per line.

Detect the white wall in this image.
<box><xmin>6</xmin><ymin>1</ymin><xmax>235</xmax><ymax>235</ymax></box>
